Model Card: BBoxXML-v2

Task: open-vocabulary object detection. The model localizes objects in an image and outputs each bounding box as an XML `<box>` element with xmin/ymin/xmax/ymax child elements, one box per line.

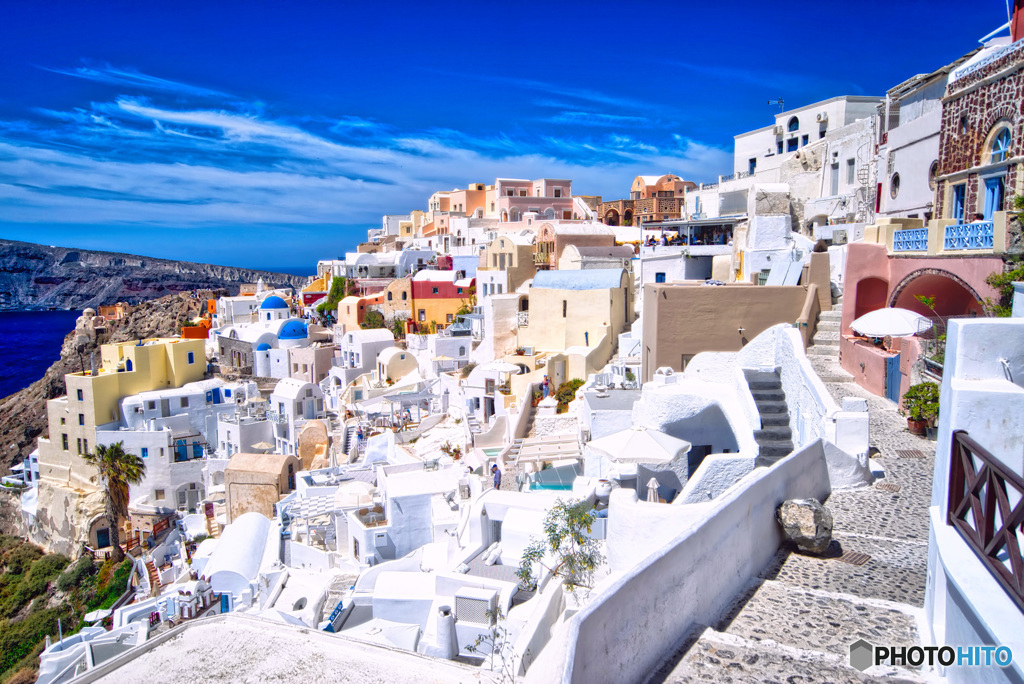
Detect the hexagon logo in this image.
<box><xmin>850</xmin><ymin>639</ymin><xmax>874</xmax><ymax>671</ymax></box>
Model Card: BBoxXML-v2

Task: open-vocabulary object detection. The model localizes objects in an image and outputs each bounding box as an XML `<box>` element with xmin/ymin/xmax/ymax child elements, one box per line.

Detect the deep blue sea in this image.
<box><xmin>0</xmin><ymin>310</ymin><xmax>81</xmax><ymax>399</ymax></box>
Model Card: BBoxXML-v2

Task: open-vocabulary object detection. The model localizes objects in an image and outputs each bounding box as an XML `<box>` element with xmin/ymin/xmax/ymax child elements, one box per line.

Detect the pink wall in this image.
<box><xmin>839</xmin><ymin>242</ymin><xmax>1000</xmax><ymax>401</ymax></box>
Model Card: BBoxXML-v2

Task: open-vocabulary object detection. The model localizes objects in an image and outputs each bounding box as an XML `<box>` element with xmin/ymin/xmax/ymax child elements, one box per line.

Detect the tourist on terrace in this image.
<box><xmin>970</xmin><ymin>213</ymin><xmax>986</xmax><ymax>223</ymax></box>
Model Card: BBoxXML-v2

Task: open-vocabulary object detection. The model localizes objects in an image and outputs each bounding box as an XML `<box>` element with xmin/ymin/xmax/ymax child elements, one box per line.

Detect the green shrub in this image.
<box><xmin>27</xmin><ymin>555</ymin><xmax>69</xmax><ymax>585</ymax></box>
<box><xmin>0</xmin><ymin>605</ymin><xmax>75</xmax><ymax>680</ymax></box>
<box><xmin>555</xmin><ymin>379</ymin><xmax>585</xmax><ymax>413</ymax></box>
<box><xmin>2</xmin><ymin>546</ymin><xmax>42</xmax><ymax>576</ymax></box>
<box><xmin>86</xmin><ymin>560</ymin><xmax>133</xmax><ymax>611</ymax></box>
<box><xmin>56</xmin><ymin>556</ymin><xmax>96</xmax><ymax>593</ymax></box>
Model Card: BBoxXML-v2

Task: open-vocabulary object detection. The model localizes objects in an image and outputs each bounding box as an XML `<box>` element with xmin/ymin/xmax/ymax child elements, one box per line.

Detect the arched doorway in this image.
<box><xmin>854</xmin><ymin>277</ymin><xmax>889</xmax><ymax>321</ymax></box>
<box><xmin>623</xmin><ymin>209</ymin><xmax>633</xmax><ymax>226</ymax></box>
<box><xmin>604</xmin><ymin>209</ymin><xmax>620</xmax><ymax>226</ymax></box>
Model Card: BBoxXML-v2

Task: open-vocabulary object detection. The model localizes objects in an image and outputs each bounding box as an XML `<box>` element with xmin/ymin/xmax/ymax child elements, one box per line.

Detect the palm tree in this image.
<box><xmin>82</xmin><ymin>441</ymin><xmax>145</xmax><ymax>563</ymax></box>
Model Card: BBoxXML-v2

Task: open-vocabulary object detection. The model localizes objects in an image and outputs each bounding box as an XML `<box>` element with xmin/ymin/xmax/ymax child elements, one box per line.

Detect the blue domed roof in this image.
<box><xmin>256</xmin><ymin>343</ymin><xmax>272</xmax><ymax>351</ymax></box>
<box><xmin>278</xmin><ymin>320</ymin><xmax>308</xmax><ymax>340</ymax></box>
<box><xmin>260</xmin><ymin>295</ymin><xmax>288</xmax><ymax>310</ymax></box>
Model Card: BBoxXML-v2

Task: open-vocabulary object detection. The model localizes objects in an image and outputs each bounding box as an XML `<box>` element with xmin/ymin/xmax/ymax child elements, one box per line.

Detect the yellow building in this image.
<box><xmin>33</xmin><ymin>337</ymin><xmax>206</xmax><ymax>555</ymax></box>
<box><xmin>410</xmin><ymin>270</ymin><xmax>475</xmax><ymax>331</ymax></box>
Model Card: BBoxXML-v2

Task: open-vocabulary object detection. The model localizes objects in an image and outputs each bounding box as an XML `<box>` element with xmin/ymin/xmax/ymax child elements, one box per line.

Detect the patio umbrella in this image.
<box><xmin>84</xmin><ymin>608</ymin><xmax>111</xmax><ymax>623</ymax></box>
<box><xmin>251</xmin><ymin>441</ymin><xmax>275</xmax><ymax>452</ymax></box>
<box><xmin>484</xmin><ymin>360</ymin><xmax>521</xmax><ymax>373</ymax></box>
<box><xmin>850</xmin><ymin>308</ymin><xmax>933</xmax><ymax>337</ymax></box>
<box><xmin>646</xmin><ymin>478</ymin><xmax>661</xmax><ymax>503</ymax></box>
<box><xmin>588</xmin><ymin>425</ymin><xmax>691</xmax><ymax>465</ymax></box>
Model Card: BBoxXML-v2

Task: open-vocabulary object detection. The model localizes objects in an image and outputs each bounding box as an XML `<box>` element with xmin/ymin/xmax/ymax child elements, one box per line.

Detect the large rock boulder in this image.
<box><xmin>776</xmin><ymin>498</ymin><xmax>833</xmax><ymax>554</ymax></box>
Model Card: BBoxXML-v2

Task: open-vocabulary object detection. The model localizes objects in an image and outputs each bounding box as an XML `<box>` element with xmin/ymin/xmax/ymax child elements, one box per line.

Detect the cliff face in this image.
<box><xmin>0</xmin><ymin>239</ymin><xmax>308</xmax><ymax>311</ymax></box>
<box><xmin>0</xmin><ymin>292</ymin><xmax>215</xmax><ymax>474</ymax></box>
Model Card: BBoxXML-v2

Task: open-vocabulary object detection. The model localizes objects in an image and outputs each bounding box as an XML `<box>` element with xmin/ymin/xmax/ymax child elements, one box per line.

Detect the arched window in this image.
<box><xmin>990</xmin><ymin>127</ymin><xmax>1011</xmax><ymax>164</ymax></box>
<box><xmin>125</xmin><ymin>359</ymin><xmax>133</xmax><ymax>372</ymax></box>
<box><xmin>387</xmin><ymin>291</ymin><xmax>393</xmax><ymax>301</ymax></box>
<box><xmin>787</xmin><ymin>116</ymin><xmax>799</xmax><ymax>132</ymax></box>
<box><xmin>459</xmin><ymin>346</ymin><xmax>466</xmax><ymax>356</ymax></box>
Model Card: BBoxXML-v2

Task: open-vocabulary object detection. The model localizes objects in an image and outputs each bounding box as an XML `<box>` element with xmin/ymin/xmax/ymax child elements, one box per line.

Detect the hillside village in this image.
<box><xmin>3</xmin><ymin>15</ymin><xmax>1024</xmax><ymax>684</ymax></box>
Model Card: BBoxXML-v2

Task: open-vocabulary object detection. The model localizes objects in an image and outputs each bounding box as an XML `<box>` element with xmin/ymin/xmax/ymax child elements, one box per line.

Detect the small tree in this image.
<box><xmin>555</xmin><ymin>379</ymin><xmax>584</xmax><ymax>413</ymax></box>
<box><xmin>466</xmin><ymin>607</ymin><xmax>525</xmax><ymax>683</ymax></box>
<box><xmin>361</xmin><ymin>309</ymin><xmax>386</xmax><ymax>329</ymax></box>
<box><xmin>985</xmin><ymin>256</ymin><xmax>1024</xmax><ymax>317</ymax></box>
<box><xmin>517</xmin><ymin>498</ymin><xmax>604</xmax><ymax>599</ymax></box>
<box><xmin>81</xmin><ymin>442</ymin><xmax>146</xmax><ymax>563</ymax></box>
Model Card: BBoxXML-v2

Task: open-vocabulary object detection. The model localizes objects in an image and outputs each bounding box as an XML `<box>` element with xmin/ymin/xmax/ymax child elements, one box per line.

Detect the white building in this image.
<box><xmin>268</xmin><ymin>378</ymin><xmax>326</xmax><ymax>455</ymax></box>
<box><xmin>96</xmin><ymin>379</ymin><xmax>257</xmax><ymax>515</ymax></box>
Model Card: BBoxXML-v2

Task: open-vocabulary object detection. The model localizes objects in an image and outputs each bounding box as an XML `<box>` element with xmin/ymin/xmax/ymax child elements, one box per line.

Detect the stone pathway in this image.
<box><xmin>648</xmin><ymin>341</ymin><xmax>937</xmax><ymax>682</ymax></box>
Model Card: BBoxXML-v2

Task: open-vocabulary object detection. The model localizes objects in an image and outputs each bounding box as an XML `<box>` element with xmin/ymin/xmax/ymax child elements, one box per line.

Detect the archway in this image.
<box><xmin>854</xmin><ymin>277</ymin><xmax>889</xmax><ymax>320</ymax></box>
<box><xmin>604</xmin><ymin>209</ymin><xmax>620</xmax><ymax>226</ymax></box>
<box><xmin>623</xmin><ymin>209</ymin><xmax>633</xmax><ymax>225</ymax></box>
<box><xmin>889</xmin><ymin>269</ymin><xmax>986</xmax><ymax>318</ymax></box>
<box><xmin>509</xmin><ymin>207</ymin><xmax>520</xmax><ymax>222</ymax></box>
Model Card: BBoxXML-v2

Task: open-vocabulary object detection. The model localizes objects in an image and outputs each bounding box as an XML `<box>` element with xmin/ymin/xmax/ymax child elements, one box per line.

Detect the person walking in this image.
<box><xmin>491</xmin><ymin>464</ymin><xmax>502</xmax><ymax>490</ymax></box>
<box><xmin>541</xmin><ymin>375</ymin><xmax>550</xmax><ymax>399</ymax></box>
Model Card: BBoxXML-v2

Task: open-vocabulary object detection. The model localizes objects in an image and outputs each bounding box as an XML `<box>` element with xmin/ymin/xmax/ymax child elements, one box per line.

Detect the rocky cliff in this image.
<box><xmin>0</xmin><ymin>239</ymin><xmax>308</xmax><ymax>311</ymax></box>
<box><xmin>0</xmin><ymin>292</ymin><xmax>214</xmax><ymax>474</ymax></box>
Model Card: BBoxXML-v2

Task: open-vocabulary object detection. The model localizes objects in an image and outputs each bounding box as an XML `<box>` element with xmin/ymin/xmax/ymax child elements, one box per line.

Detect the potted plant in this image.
<box><xmin>901</xmin><ymin>382</ymin><xmax>939</xmax><ymax>436</ymax></box>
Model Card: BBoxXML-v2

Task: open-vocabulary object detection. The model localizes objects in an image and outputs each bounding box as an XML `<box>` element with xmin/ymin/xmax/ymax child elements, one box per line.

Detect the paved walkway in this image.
<box><xmin>649</xmin><ymin>342</ymin><xmax>938</xmax><ymax>682</ymax></box>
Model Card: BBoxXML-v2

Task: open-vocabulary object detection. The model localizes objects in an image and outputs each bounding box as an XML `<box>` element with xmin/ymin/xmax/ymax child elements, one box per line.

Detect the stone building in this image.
<box><xmin>224</xmin><ymin>452</ymin><xmax>299</xmax><ymax>523</ymax></box>
<box><xmin>934</xmin><ymin>31</ymin><xmax>1024</xmax><ymax>236</ymax></box>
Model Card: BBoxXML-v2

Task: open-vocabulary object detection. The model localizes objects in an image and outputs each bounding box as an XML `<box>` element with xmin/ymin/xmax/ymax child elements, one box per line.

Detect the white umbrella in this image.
<box><xmin>851</xmin><ymin>308</ymin><xmax>933</xmax><ymax>337</ymax></box>
<box><xmin>646</xmin><ymin>478</ymin><xmax>661</xmax><ymax>503</ymax></box>
<box><xmin>84</xmin><ymin>608</ymin><xmax>111</xmax><ymax>623</ymax></box>
<box><xmin>484</xmin><ymin>360</ymin><xmax>521</xmax><ymax>373</ymax></box>
<box><xmin>589</xmin><ymin>425</ymin><xmax>691</xmax><ymax>465</ymax></box>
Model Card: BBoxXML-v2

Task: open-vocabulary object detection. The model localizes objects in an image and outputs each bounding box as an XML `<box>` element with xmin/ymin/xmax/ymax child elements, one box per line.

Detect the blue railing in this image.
<box><xmin>944</xmin><ymin>221</ymin><xmax>994</xmax><ymax>251</ymax></box>
<box><xmin>893</xmin><ymin>228</ymin><xmax>929</xmax><ymax>252</ymax></box>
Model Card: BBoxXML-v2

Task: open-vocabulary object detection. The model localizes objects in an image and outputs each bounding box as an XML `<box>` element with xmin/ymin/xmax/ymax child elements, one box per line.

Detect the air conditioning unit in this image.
<box><xmin>374</xmin><ymin>531</ymin><xmax>388</xmax><ymax>548</ymax></box>
<box><xmin>773</xmin><ymin>125</ymin><xmax>784</xmax><ymax>135</ymax></box>
<box><xmin>522</xmin><ymin>346</ymin><xmax>534</xmax><ymax>355</ymax></box>
<box><xmin>816</xmin><ymin>112</ymin><xmax>828</xmax><ymax>123</ymax></box>
<box><xmin>455</xmin><ymin>587</ymin><xmax>498</xmax><ymax>625</ymax></box>
<box><xmin>833</xmin><ymin>229</ymin><xmax>848</xmax><ymax>245</ymax></box>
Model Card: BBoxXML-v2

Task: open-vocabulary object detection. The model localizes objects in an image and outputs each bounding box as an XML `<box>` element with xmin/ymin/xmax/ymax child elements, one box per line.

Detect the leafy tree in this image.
<box><xmin>389</xmin><ymin>316</ymin><xmax>407</xmax><ymax>340</ymax></box>
<box><xmin>361</xmin><ymin>309</ymin><xmax>386</xmax><ymax>329</ymax></box>
<box><xmin>985</xmin><ymin>256</ymin><xmax>1024</xmax><ymax>317</ymax></box>
<box><xmin>81</xmin><ymin>442</ymin><xmax>146</xmax><ymax>563</ymax></box>
<box><xmin>455</xmin><ymin>286</ymin><xmax>477</xmax><ymax>316</ymax></box>
<box><xmin>555</xmin><ymin>379</ymin><xmax>584</xmax><ymax>413</ymax></box>
<box><xmin>517</xmin><ymin>498</ymin><xmax>604</xmax><ymax>599</ymax></box>
<box><xmin>316</xmin><ymin>276</ymin><xmax>347</xmax><ymax>317</ymax></box>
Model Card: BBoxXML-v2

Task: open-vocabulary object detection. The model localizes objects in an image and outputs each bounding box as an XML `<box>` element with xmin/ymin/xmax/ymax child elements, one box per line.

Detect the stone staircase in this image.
<box><xmin>807</xmin><ymin>298</ymin><xmax>853</xmax><ymax>383</ymax></box>
<box><xmin>744</xmin><ymin>369</ymin><xmax>794</xmax><ymax>468</ymax></box>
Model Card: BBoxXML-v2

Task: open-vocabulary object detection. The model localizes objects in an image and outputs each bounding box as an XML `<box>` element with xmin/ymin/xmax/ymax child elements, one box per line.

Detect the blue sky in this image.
<box><xmin>0</xmin><ymin>1</ymin><xmax>1008</xmax><ymax>272</ymax></box>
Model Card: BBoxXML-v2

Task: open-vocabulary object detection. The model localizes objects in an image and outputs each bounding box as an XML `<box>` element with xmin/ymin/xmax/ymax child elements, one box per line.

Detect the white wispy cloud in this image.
<box><xmin>0</xmin><ymin>69</ymin><xmax>731</xmax><ymax>238</ymax></box>
<box><xmin>546</xmin><ymin>111</ymin><xmax>652</xmax><ymax>127</ymax></box>
<box><xmin>39</xmin><ymin>64</ymin><xmax>229</xmax><ymax>98</ymax></box>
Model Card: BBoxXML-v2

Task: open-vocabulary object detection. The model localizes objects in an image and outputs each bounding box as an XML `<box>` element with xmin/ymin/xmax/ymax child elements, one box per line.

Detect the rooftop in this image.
<box><xmin>531</xmin><ymin>268</ymin><xmax>625</xmax><ymax>291</ymax></box>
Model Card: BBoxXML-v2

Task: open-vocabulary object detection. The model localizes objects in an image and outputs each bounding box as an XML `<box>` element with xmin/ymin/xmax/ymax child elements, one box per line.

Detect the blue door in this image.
<box><xmin>96</xmin><ymin>527</ymin><xmax>110</xmax><ymax>549</ymax></box>
<box><xmin>952</xmin><ymin>184</ymin><xmax>965</xmax><ymax>221</ymax></box>
<box><xmin>220</xmin><ymin>594</ymin><xmax>230</xmax><ymax>613</ymax></box>
<box><xmin>885</xmin><ymin>353</ymin><xmax>901</xmax><ymax>403</ymax></box>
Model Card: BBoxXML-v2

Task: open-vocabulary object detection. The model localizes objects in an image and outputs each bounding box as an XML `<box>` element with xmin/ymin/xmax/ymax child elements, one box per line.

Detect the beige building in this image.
<box><xmin>640</xmin><ymin>274</ymin><xmax>826</xmax><ymax>382</ymax></box>
<box><xmin>477</xmin><ymin>233</ymin><xmax>536</xmax><ymax>296</ymax></box>
<box><xmin>535</xmin><ymin>222</ymin><xmax>616</xmax><ymax>269</ymax></box>
<box><xmin>517</xmin><ymin>268</ymin><xmax>633</xmax><ymax>364</ymax></box>
<box><xmin>224</xmin><ymin>452</ymin><xmax>300</xmax><ymax>523</ymax></box>
<box><xmin>380</xmin><ymin>277</ymin><xmax>412</xmax><ymax>320</ymax></box>
<box><xmin>33</xmin><ymin>337</ymin><xmax>206</xmax><ymax>554</ymax></box>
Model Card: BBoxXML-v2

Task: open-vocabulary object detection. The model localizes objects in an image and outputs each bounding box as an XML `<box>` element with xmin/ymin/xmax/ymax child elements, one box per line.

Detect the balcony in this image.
<box><xmin>893</xmin><ymin>228</ymin><xmax>929</xmax><ymax>252</ymax></box>
<box><xmin>534</xmin><ymin>252</ymin><xmax>551</xmax><ymax>265</ymax></box>
<box><xmin>944</xmin><ymin>221</ymin><xmax>994</xmax><ymax>251</ymax></box>
<box><xmin>517</xmin><ymin>311</ymin><xmax>529</xmax><ymax>327</ymax></box>
<box><xmin>947</xmin><ymin>430</ymin><xmax>1024</xmax><ymax>610</ymax></box>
